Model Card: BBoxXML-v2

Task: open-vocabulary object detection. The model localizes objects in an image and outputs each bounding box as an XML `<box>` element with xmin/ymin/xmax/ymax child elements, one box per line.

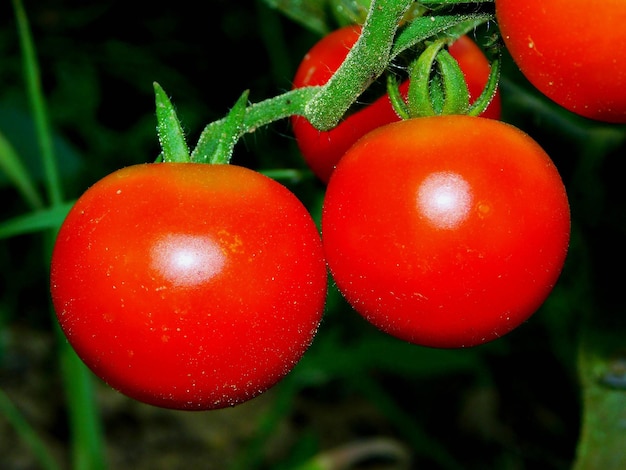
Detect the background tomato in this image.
<box><xmin>496</xmin><ymin>0</ymin><xmax>626</xmax><ymax>123</ymax></box>
<box><xmin>50</xmin><ymin>163</ymin><xmax>327</xmax><ymax>410</ymax></box>
<box><xmin>322</xmin><ymin>116</ymin><xmax>570</xmax><ymax>348</ymax></box>
<box><xmin>292</xmin><ymin>26</ymin><xmax>501</xmax><ymax>183</ymax></box>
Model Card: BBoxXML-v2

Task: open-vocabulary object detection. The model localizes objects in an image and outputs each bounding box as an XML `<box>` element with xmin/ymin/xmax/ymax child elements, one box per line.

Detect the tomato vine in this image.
<box><xmin>154</xmin><ymin>0</ymin><xmax>497</xmax><ymax>164</ymax></box>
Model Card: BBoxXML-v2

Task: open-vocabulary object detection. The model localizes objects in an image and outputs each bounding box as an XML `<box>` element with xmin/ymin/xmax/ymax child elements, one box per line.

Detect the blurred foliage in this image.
<box><xmin>1</xmin><ymin>1</ymin><xmax>625</xmax><ymax>469</ymax></box>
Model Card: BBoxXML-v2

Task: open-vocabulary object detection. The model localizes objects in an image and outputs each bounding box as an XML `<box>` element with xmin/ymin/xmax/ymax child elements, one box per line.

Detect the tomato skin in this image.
<box><xmin>292</xmin><ymin>26</ymin><xmax>501</xmax><ymax>183</ymax></box>
<box><xmin>50</xmin><ymin>163</ymin><xmax>327</xmax><ymax>410</ymax></box>
<box><xmin>496</xmin><ymin>0</ymin><xmax>626</xmax><ymax>123</ymax></box>
<box><xmin>322</xmin><ymin>116</ymin><xmax>570</xmax><ymax>348</ymax></box>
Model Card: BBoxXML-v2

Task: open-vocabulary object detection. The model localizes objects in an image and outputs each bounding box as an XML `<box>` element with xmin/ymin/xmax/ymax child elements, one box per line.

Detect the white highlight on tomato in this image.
<box><xmin>151</xmin><ymin>234</ymin><xmax>226</xmax><ymax>287</ymax></box>
<box><xmin>417</xmin><ymin>172</ymin><xmax>473</xmax><ymax>230</ymax></box>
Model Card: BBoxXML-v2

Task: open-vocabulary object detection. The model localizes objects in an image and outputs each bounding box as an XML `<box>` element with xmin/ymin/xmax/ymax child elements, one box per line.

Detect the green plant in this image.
<box><xmin>0</xmin><ymin>0</ymin><xmax>625</xmax><ymax>469</ymax></box>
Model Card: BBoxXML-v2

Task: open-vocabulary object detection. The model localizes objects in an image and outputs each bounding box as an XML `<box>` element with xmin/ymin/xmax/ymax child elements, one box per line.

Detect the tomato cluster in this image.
<box><xmin>50</xmin><ymin>21</ymin><xmax>572</xmax><ymax>411</ymax></box>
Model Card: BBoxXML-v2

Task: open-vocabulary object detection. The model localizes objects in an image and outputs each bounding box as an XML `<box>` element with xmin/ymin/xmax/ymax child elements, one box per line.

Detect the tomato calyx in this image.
<box><xmin>154</xmin><ymin>82</ymin><xmax>251</xmax><ymax>165</ymax></box>
<box><xmin>388</xmin><ymin>33</ymin><xmax>501</xmax><ymax>119</ymax></box>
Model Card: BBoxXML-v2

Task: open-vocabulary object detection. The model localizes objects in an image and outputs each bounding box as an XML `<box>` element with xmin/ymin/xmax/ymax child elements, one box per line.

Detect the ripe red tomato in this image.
<box><xmin>292</xmin><ymin>26</ymin><xmax>501</xmax><ymax>183</ymax></box>
<box><xmin>50</xmin><ymin>163</ymin><xmax>327</xmax><ymax>410</ymax></box>
<box><xmin>322</xmin><ymin>116</ymin><xmax>570</xmax><ymax>348</ymax></box>
<box><xmin>496</xmin><ymin>0</ymin><xmax>626</xmax><ymax>123</ymax></box>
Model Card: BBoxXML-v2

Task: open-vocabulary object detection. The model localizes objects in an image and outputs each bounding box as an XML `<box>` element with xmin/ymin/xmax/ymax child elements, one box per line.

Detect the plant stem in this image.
<box><xmin>12</xmin><ymin>0</ymin><xmax>62</xmax><ymax>208</ymax></box>
<box><xmin>304</xmin><ymin>0</ymin><xmax>413</xmax><ymax>130</ymax></box>
<box><xmin>195</xmin><ymin>0</ymin><xmax>412</xmax><ymax>155</ymax></box>
<box><xmin>57</xmin><ymin>324</ymin><xmax>107</xmax><ymax>470</ymax></box>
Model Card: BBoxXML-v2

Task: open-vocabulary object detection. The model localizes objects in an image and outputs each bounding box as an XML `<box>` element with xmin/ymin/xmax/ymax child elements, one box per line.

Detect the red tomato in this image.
<box><xmin>292</xmin><ymin>26</ymin><xmax>501</xmax><ymax>183</ymax></box>
<box><xmin>496</xmin><ymin>0</ymin><xmax>626</xmax><ymax>123</ymax></box>
<box><xmin>50</xmin><ymin>163</ymin><xmax>327</xmax><ymax>410</ymax></box>
<box><xmin>322</xmin><ymin>116</ymin><xmax>570</xmax><ymax>348</ymax></box>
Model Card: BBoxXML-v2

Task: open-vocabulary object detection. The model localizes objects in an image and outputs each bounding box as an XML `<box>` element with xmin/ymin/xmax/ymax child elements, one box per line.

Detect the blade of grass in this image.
<box><xmin>0</xmin><ymin>130</ymin><xmax>44</xmax><ymax>210</ymax></box>
<box><xmin>12</xmin><ymin>0</ymin><xmax>62</xmax><ymax>208</ymax></box>
<box><xmin>0</xmin><ymin>202</ymin><xmax>74</xmax><ymax>240</ymax></box>
<box><xmin>0</xmin><ymin>389</ymin><xmax>63</xmax><ymax>470</ymax></box>
<box><xmin>11</xmin><ymin>1</ymin><xmax>107</xmax><ymax>469</ymax></box>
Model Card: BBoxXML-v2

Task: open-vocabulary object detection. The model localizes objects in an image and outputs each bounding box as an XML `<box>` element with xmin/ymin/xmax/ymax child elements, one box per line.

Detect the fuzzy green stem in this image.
<box><xmin>304</xmin><ymin>0</ymin><xmax>413</xmax><ymax>130</ymax></box>
<box><xmin>12</xmin><ymin>0</ymin><xmax>62</xmax><ymax>208</ymax></box>
<box><xmin>192</xmin><ymin>87</ymin><xmax>321</xmax><ymax>163</ymax></box>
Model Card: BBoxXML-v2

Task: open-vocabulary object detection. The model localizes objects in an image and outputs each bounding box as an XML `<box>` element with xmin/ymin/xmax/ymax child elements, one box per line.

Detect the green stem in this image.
<box><xmin>190</xmin><ymin>3</ymin><xmax>492</xmax><ymax>162</ymax></box>
<box><xmin>195</xmin><ymin>0</ymin><xmax>411</xmax><ymax>153</ymax></box>
<box><xmin>12</xmin><ymin>0</ymin><xmax>62</xmax><ymax>208</ymax></box>
<box><xmin>192</xmin><ymin>87</ymin><xmax>321</xmax><ymax>163</ymax></box>
<box><xmin>56</xmin><ymin>323</ymin><xmax>107</xmax><ymax>470</ymax></box>
<box><xmin>304</xmin><ymin>0</ymin><xmax>413</xmax><ymax>130</ymax></box>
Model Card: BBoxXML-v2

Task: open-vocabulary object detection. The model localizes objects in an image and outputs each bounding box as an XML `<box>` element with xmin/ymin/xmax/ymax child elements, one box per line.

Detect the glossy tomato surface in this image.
<box><xmin>496</xmin><ymin>0</ymin><xmax>626</xmax><ymax>123</ymax></box>
<box><xmin>292</xmin><ymin>26</ymin><xmax>501</xmax><ymax>183</ymax></box>
<box><xmin>322</xmin><ymin>116</ymin><xmax>570</xmax><ymax>348</ymax></box>
<box><xmin>50</xmin><ymin>163</ymin><xmax>327</xmax><ymax>410</ymax></box>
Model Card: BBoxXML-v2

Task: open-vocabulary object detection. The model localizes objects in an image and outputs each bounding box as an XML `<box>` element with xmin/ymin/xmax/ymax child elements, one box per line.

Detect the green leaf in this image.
<box><xmin>262</xmin><ymin>0</ymin><xmax>331</xmax><ymax>35</ymax></box>
<box><xmin>153</xmin><ymin>82</ymin><xmax>190</xmax><ymax>163</ymax></box>
<box><xmin>0</xmin><ymin>129</ymin><xmax>44</xmax><ymax>210</ymax></box>
<box><xmin>0</xmin><ymin>201</ymin><xmax>74</xmax><ymax>239</ymax></box>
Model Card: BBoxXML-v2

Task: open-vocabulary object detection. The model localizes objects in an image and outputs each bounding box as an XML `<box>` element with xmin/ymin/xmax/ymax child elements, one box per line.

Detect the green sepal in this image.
<box><xmin>191</xmin><ymin>90</ymin><xmax>249</xmax><ymax>165</ymax></box>
<box><xmin>386</xmin><ymin>74</ymin><xmax>410</xmax><ymax>119</ymax></box>
<box><xmin>406</xmin><ymin>40</ymin><xmax>444</xmax><ymax>117</ymax></box>
<box><xmin>467</xmin><ymin>56</ymin><xmax>502</xmax><ymax>117</ymax></box>
<box><xmin>437</xmin><ymin>48</ymin><xmax>470</xmax><ymax>115</ymax></box>
<box><xmin>153</xmin><ymin>82</ymin><xmax>191</xmax><ymax>163</ymax></box>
